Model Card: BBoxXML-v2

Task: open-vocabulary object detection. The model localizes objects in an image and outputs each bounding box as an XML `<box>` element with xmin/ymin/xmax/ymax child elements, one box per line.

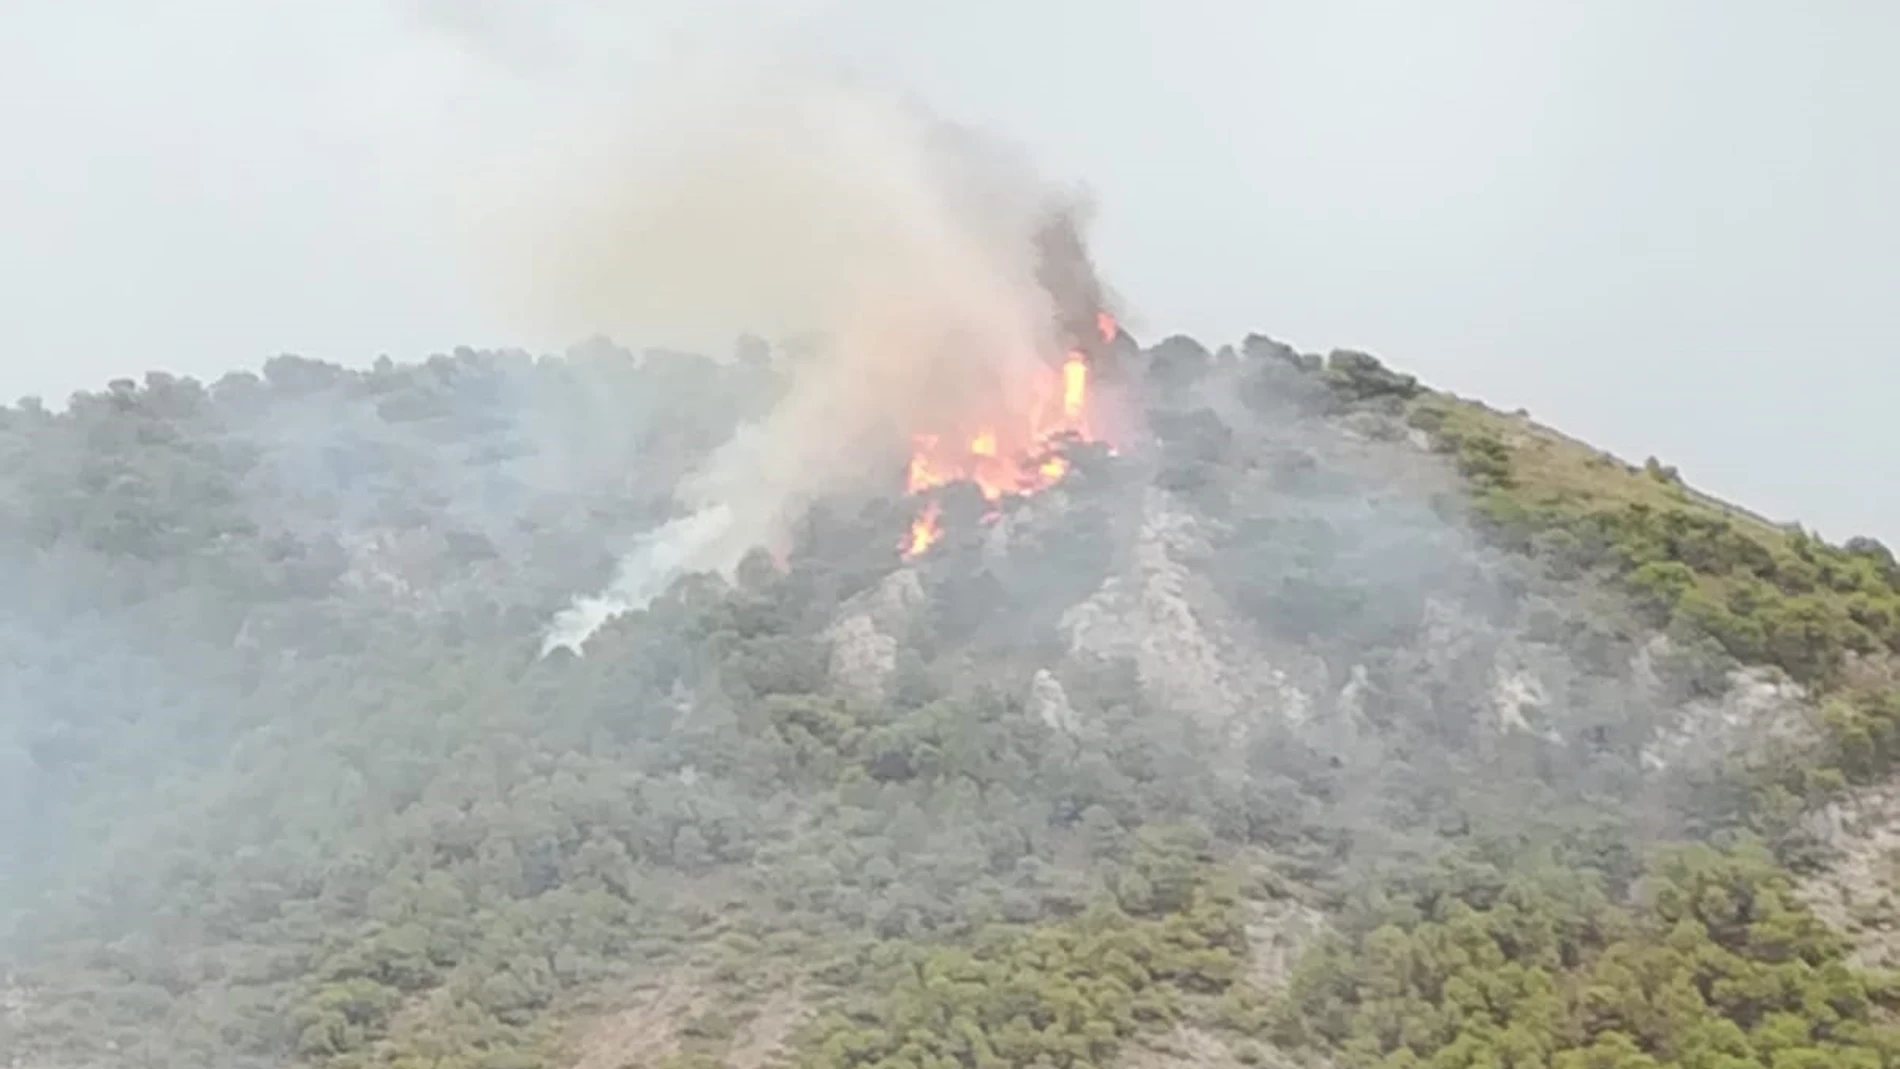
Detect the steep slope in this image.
<box><xmin>3</xmin><ymin>333</ymin><xmax>1899</xmax><ymax>1069</ymax></box>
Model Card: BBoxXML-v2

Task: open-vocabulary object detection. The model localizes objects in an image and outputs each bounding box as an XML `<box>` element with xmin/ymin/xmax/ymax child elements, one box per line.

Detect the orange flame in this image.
<box><xmin>1097</xmin><ymin>310</ymin><xmax>1118</xmax><ymax>343</ymax></box>
<box><xmin>900</xmin><ymin>327</ymin><xmax>1109</xmax><ymax>557</ymax></box>
<box><xmin>1061</xmin><ymin>353</ymin><xmax>1087</xmax><ymax>423</ymax></box>
<box><xmin>906</xmin><ymin>500</ymin><xmax>942</xmax><ymax>556</ymax></box>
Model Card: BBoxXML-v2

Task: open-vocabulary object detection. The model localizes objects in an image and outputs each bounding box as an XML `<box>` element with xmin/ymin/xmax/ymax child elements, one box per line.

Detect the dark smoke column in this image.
<box><xmin>1034</xmin><ymin>206</ymin><xmax>1110</xmax><ymax>349</ymax></box>
<box><xmin>1033</xmin><ymin>204</ymin><xmax>1138</xmax><ymax>383</ymax></box>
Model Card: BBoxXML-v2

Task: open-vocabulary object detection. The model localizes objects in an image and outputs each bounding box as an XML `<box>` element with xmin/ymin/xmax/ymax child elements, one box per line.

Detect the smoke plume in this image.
<box><xmin>520</xmin><ymin>66</ymin><xmax>1113</xmax><ymax>653</ymax></box>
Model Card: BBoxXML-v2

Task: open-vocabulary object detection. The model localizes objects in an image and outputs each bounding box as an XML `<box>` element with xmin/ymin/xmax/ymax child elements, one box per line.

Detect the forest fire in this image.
<box><xmin>901</xmin><ymin>313</ymin><xmax>1118</xmax><ymax>555</ymax></box>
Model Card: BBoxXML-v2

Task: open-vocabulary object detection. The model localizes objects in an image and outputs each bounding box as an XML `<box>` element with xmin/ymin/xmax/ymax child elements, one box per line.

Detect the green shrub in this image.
<box><xmin>1272</xmin><ymin>843</ymin><xmax>1900</xmax><ymax>1069</ymax></box>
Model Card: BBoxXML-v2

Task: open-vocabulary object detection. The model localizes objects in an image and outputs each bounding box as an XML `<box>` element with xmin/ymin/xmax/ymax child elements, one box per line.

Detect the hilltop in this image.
<box><xmin>4</xmin><ymin>333</ymin><xmax>1900</xmax><ymax>1069</ymax></box>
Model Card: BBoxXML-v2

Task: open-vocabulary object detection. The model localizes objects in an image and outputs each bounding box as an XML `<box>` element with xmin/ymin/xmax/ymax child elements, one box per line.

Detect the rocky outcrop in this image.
<box><xmin>1059</xmin><ymin>489</ymin><xmax>1312</xmax><ymax>768</ymax></box>
<box><xmin>825</xmin><ymin>614</ymin><xmax>897</xmax><ymax>706</ymax></box>
<box><xmin>824</xmin><ymin>568</ymin><xmax>926</xmax><ymax>705</ymax></box>
<box><xmin>1244</xmin><ymin>895</ymin><xmax>1330</xmax><ymax>994</ymax></box>
<box><xmin>1799</xmin><ymin>783</ymin><xmax>1900</xmax><ymax>970</ymax></box>
<box><xmin>1492</xmin><ymin>664</ymin><xmax>1561</xmax><ymax>744</ymax></box>
<box><xmin>1029</xmin><ymin>669</ymin><xmax>1080</xmax><ymax>736</ymax></box>
<box><xmin>1640</xmin><ymin>661</ymin><xmax>1816</xmax><ymax>774</ymax></box>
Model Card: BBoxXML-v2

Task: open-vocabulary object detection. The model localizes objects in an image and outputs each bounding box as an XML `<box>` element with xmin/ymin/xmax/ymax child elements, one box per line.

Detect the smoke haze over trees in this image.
<box><xmin>10</xmin><ymin>50</ymin><xmax>1900</xmax><ymax>1069</ymax></box>
<box><xmin>9</xmin><ymin>314</ymin><xmax>1900</xmax><ymax>1068</ymax></box>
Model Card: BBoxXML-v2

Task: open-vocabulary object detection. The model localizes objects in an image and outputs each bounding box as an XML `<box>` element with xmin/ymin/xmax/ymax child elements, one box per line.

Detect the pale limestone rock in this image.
<box><xmin>862</xmin><ymin>568</ymin><xmax>924</xmax><ymax>633</ymax></box>
<box><xmin>1059</xmin><ymin>488</ymin><xmax>1312</xmax><ymax>772</ymax></box>
<box><xmin>1029</xmin><ymin>669</ymin><xmax>1080</xmax><ymax>736</ymax></box>
<box><xmin>1641</xmin><ymin>665</ymin><xmax>1814</xmax><ymax>774</ymax></box>
<box><xmin>1493</xmin><ymin>665</ymin><xmax>1561</xmax><ymax>744</ymax></box>
<box><xmin>822</xmin><ymin>568</ymin><xmax>924</xmax><ymax>706</ymax></box>
<box><xmin>1245</xmin><ymin>896</ymin><xmax>1331</xmax><ymax>993</ymax></box>
<box><xmin>1799</xmin><ymin>782</ymin><xmax>1900</xmax><ymax>970</ymax></box>
<box><xmin>825</xmin><ymin>613</ymin><xmax>896</xmax><ymax>706</ymax></box>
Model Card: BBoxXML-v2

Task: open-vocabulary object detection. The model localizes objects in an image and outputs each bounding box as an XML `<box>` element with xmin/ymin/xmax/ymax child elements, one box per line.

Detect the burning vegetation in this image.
<box><xmin>901</xmin><ymin>311</ymin><xmax>1119</xmax><ymax>555</ymax></box>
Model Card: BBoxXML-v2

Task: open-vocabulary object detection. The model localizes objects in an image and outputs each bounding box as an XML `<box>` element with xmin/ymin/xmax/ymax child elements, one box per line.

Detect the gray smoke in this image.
<box><xmin>517</xmin><ymin>66</ymin><xmax>1114</xmax><ymax>653</ymax></box>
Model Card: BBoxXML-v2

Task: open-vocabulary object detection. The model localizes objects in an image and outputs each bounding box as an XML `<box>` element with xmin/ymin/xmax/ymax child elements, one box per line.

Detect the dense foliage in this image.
<box><xmin>1406</xmin><ymin>393</ymin><xmax>1900</xmax><ymax>843</ymax></box>
<box><xmin>795</xmin><ymin>831</ymin><xmax>1250</xmax><ymax>1069</ymax></box>
<box><xmin>5</xmin><ymin>333</ymin><xmax>1899</xmax><ymax>1069</ymax></box>
<box><xmin>1411</xmin><ymin>394</ymin><xmax>1900</xmax><ymax>696</ymax></box>
<box><xmin>1260</xmin><ymin>841</ymin><xmax>1900</xmax><ymax>1068</ymax></box>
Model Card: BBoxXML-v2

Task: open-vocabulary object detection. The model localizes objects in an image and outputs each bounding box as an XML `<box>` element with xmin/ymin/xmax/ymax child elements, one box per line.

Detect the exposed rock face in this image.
<box><xmin>861</xmin><ymin>568</ymin><xmax>926</xmax><ymax>633</ymax></box>
<box><xmin>1641</xmin><ymin>663</ymin><xmax>1816</xmax><ymax>774</ymax></box>
<box><xmin>1037</xmin><ymin>467</ymin><xmax>1823</xmax><ymax>806</ymax></box>
<box><xmin>1307</xmin><ymin>663</ymin><xmax>1375</xmax><ymax>756</ymax></box>
<box><xmin>1029</xmin><ymin>669</ymin><xmax>1080</xmax><ymax>736</ymax></box>
<box><xmin>1059</xmin><ymin>489</ymin><xmax>1311</xmax><ymax>768</ymax></box>
<box><xmin>1060</xmin><ymin>491</ymin><xmax>1227</xmax><ymax>722</ymax></box>
<box><xmin>1799</xmin><ymin>783</ymin><xmax>1900</xmax><ymax>970</ymax></box>
<box><xmin>1244</xmin><ymin>896</ymin><xmax>1330</xmax><ymax>994</ymax></box>
<box><xmin>1492</xmin><ymin>665</ymin><xmax>1561</xmax><ymax>744</ymax></box>
<box><xmin>826</xmin><ymin>614</ymin><xmax>896</xmax><ymax>705</ymax></box>
<box><xmin>824</xmin><ymin>568</ymin><xmax>925</xmax><ymax>704</ymax></box>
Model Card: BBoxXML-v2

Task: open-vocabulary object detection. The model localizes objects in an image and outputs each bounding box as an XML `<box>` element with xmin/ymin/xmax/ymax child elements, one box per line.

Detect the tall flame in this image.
<box><xmin>1062</xmin><ymin>355</ymin><xmax>1087</xmax><ymax>423</ymax></box>
<box><xmin>900</xmin><ymin>326</ymin><xmax>1111</xmax><ymax>556</ymax></box>
<box><xmin>906</xmin><ymin>500</ymin><xmax>942</xmax><ymax>556</ymax></box>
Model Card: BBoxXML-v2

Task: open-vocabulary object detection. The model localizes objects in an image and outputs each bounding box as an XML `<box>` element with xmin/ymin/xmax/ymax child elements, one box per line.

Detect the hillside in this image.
<box><xmin>5</xmin><ymin>333</ymin><xmax>1900</xmax><ymax>1069</ymax></box>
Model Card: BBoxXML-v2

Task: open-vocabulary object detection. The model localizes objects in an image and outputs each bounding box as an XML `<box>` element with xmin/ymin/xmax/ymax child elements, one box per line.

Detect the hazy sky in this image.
<box><xmin>2</xmin><ymin>1</ymin><xmax>1896</xmax><ymax>540</ymax></box>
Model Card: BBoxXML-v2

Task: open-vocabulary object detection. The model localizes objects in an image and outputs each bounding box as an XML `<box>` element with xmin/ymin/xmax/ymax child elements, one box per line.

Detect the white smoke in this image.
<box><xmin>507</xmin><ymin>65</ymin><xmax>1099</xmax><ymax>654</ymax></box>
<box><xmin>542</xmin><ymin>505</ymin><xmax>737</xmax><ymax>654</ymax></box>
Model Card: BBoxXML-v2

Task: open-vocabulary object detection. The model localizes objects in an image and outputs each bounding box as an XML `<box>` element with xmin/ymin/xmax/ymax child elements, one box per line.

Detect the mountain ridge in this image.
<box><xmin>4</xmin><ymin>334</ymin><xmax>1899</xmax><ymax>1069</ymax></box>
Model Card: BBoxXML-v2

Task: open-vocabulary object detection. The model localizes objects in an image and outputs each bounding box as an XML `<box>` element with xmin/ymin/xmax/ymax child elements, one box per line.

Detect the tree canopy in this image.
<box><xmin>3</xmin><ymin>337</ymin><xmax>1898</xmax><ymax>1069</ymax></box>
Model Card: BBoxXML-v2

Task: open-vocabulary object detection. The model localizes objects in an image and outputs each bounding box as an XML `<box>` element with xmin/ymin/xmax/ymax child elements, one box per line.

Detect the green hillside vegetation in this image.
<box><xmin>1413</xmin><ymin>393</ymin><xmax>1900</xmax><ymax>690</ymax></box>
<box><xmin>1238</xmin><ymin>361</ymin><xmax>1900</xmax><ymax>1069</ymax></box>
<box><xmin>3</xmin><ymin>338</ymin><xmax>1900</xmax><ymax>1069</ymax></box>
<box><xmin>793</xmin><ymin>833</ymin><xmax>1251</xmax><ymax>1069</ymax></box>
<box><xmin>1256</xmin><ymin>841</ymin><xmax>1900</xmax><ymax>1069</ymax></box>
<box><xmin>1410</xmin><ymin>391</ymin><xmax>1900</xmax><ymax>817</ymax></box>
